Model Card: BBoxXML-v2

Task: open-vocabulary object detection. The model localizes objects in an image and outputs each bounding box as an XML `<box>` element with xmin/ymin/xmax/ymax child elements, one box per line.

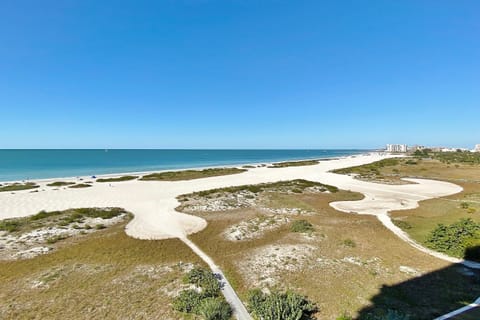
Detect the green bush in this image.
<box><xmin>198</xmin><ymin>297</ymin><xmax>232</xmax><ymax>320</ymax></box>
<box><xmin>172</xmin><ymin>289</ymin><xmax>204</xmax><ymax>313</ymax></box>
<box><xmin>0</xmin><ymin>219</ymin><xmax>24</xmax><ymax>232</ymax></box>
<box><xmin>247</xmin><ymin>289</ymin><xmax>316</xmax><ymax>320</ymax></box>
<box><xmin>184</xmin><ymin>267</ymin><xmax>221</xmax><ymax>297</ymax></box>
<box><xmin>290</xmin><ymin>220</ymin><xmax>314</xmax><ymax>233</ymax></box>
<box><xmin>342</xmin><ymin>239</ymin><xmax>356</xmax><ymax>248</ymax></box>
<box><xmin>460</xmin><ymin>202</ymin><xmax>470</xmax><ymax>209</ymax></box>
<box><xmin>174</xmin><ymin>267</ymin><xmax>230</xmax><ymax>319</ymax></box>
<box><xmin>426</xmin><ymin>218</ymin><xmax>480</xmax><ymax>260</ymax></box>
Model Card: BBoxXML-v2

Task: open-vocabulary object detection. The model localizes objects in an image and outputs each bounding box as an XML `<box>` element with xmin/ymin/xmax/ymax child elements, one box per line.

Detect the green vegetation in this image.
<box><xmin>247</xmin><ymin>289</ymin><xmax>316</xmax><ymax>320</ymax></box>
<box><xmin>198</xmin><ymin>298</ymin><xmax>233</xmax><ymax>320</ymax></box>
<box><xmin>425</xmin><ymin>218</ymin><xmax>480</xmax><ymax>261</ymax></box>
<box><xmin>0</xmin><ymin>182</ymin><xmax>39</xmax><ymax>192</ymax></box>
<box><xmin>96</xmin><ymin>175</ymin><xmax>138</xmax><ymax>182</ymax></box>
<box><xmin>46</xmin><ymin>234</ymin><xmax>68</xmax><ymax>244</ymax></box>
<box><xmin>173</xmin><ymin>267</ymin><xmax>232</xmax><ymax>319</ymax></box>
<box><xmin>290</xmin><ymin>220</ymin><xmax>314</xmax><ymax>233</ymax></box>
<box><xmin>46</xmin><ymin>181</ymin><xmax>75</xmax><ymax>187</ymax></box>
<box><xmin>140</xmin><ymin>168</ymin><xmax>246</xmax><ymax>181</ymax></box>
<box><xmin>342</xmin><ymin>239</ymin><xmax>356</xmax><ymax>248</ymax></box>
<box><xmin>392</xmin><ymin>219</ymin><xmax>412</xmax><ymax>230</ymax></box>
<box><xmin>69</xmin><ymin>183</ymin><xmax>92</xmax><ymax>188</ymax></box>
<box><xmin>433</xmin><ymin>151</ymin><xmax>480</xmax><ymax>164</ymax></box>
<box><xmin>180</xmin><ymin>179</ymin><xmax>338</xmax><ymax>200</ymax></box>
<box><xmin>0</xmin><ymin>219</ymin><xmax>24</xmax><ymax>232</ymax></box>
<box><xmin>269</xmin><ymin>159</ymin><xmax>319</xmax><ymax>168</ymax></box>
<box><xmin>413</xmin><ymin>149</ymin><xmax>480</xmax><ymax>164</ymax></box>
<box><xmin>0</xmin><ymin>207</ymin><xmax>126</xmax><ymax>233</ymax></box>
<box><xmin>332</xmin><ymin>158</ymin><xmax>400</xmax><ymax>182</ymax></box>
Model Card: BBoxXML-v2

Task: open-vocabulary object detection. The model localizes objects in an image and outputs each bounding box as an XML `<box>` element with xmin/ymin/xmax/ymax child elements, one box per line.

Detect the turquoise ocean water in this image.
<box><xmin>0</xmin><ymin>149</ymin><xmax>369</xmax><ymax>182</ymax></box>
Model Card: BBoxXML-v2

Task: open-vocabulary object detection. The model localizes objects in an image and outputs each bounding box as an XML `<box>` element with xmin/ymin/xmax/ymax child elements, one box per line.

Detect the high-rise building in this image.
<box><xmin>475</xmin><ymin>144</ymin><xmax>480</xmax><ymax>152</ymax></box>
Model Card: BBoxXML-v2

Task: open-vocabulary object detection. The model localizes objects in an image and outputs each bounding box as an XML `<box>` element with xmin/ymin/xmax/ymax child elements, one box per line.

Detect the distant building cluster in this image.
<box><xmin>384</xmin><ymin>144</ymin><xmax>480</xmax><ymax>153</ymax></box>
<box><xmin>386</xmin><ymin>144</ymin><xmax>408</xmax><ymax>153</ymax></box>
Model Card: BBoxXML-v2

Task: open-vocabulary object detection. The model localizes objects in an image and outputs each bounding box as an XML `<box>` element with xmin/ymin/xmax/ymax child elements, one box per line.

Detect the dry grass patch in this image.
<box><xmin>0</xmin><ymin>221</ymin><xmax>203</xmax><ymax>319</ymax></box>
<box><xmin>186</xmin><ymin>187</ymin><xmax>479</xmax><ymax>319</ymax></box>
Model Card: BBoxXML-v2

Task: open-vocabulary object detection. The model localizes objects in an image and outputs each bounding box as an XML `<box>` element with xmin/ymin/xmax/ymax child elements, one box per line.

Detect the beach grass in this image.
<box><xmin>269</xmin><ymin>159</ymin><xmax>319</xmax><ymax>168</ymax></box>
<box><xmin>96</xmin><ymin>175</ymin><xmax>138</xmax><ymax>183</ymax></box>
<box><xmin>140</xmin><ymin>167</ymin><xmax>246</xmax><ymax>181</ymax></box>
<box><xmin>0</xmin><ymin>182</ymin><xmax>39</xmax><ymax>192</ymax></box>
<box><xmin>0</xmin><ymin>219</ymin><xmax>203</xmax><ymax>319</ymax></box>
<box><xmin>46</xmin><ymin>181</ymin><xmax>76</xmax><ymax>187</ymax></box>
<box><xmin>0</xmin><ymin>208</ymin><xmax>127</xmax><ymax>234</ymax></box>
<box><xmin>68</xmin><ymin>183</ymin><xmax>92</xmax><ymax>188</ymax></box>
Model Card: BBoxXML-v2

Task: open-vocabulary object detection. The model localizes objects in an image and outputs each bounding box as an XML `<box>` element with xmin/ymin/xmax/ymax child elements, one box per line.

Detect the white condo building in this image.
<box><xmin>475</xmin><ymin>144</ymin><xmax>480</xmax><ymax>152</ymax></box>
<box><xmin>386</xmin><ymin>144</ymin><xmax>408</xmax><ymax>153</ymax></box>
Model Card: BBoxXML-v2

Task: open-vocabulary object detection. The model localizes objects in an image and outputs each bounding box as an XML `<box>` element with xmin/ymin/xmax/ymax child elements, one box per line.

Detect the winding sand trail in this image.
<box><xmin>2</xmin><ymin>153</ymin><xmax>478</xmax><ymax>319</ymax></box>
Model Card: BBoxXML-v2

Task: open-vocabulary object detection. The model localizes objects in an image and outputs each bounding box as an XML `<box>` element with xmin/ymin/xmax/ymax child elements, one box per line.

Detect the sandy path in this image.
<box><xmin>182</xmin><ymin>237</ymin><xmax>252</xmax><ymax>319</ymax></box>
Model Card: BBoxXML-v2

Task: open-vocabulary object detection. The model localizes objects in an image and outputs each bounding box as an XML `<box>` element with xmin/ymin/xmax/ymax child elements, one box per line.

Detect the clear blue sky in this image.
<box><xmin>1</xmin><ymin>0</ymin><xmax>479</xmax><ymax>149</ymax></box>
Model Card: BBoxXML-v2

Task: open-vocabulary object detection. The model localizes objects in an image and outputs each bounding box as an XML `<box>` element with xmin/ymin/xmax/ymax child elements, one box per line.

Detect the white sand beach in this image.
<box><xmin>0</xmin><ymin>153</ymin><xmax>462</xmax><ymax>242</ymax></box>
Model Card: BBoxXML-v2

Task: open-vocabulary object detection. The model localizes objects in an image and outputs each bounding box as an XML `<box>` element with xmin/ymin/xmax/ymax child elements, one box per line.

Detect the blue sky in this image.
<box><xmin>1</xmin><ymin>0</ymin><xmax>479</xmax><ymax>149</ymax></box>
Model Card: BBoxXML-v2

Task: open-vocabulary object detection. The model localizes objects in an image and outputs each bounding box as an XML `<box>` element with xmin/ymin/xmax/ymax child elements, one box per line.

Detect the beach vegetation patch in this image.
<box><xmin>290</xmin><ymin>219</ymin><xmax>314</xmax><ymax>233</ymax></box>
<box><xmin>247</xmin><ymin>288</ymin><xmax>317</xmax><ymax>320</ymax></box>
<box><xmin>269</xmin><ymin>159</ymin><xmax>319</xmax><ymax>168</ymax></box>
<box><xmin>46</xmin><ymin>181</ymin><xmax>75</xmax><ymax>187</ymax></box>
<box><xmin>1</xmin><ymin>207</ymin><xmax>126</xmax><ymax>234</ymax></box>
<box><xmin>0</xmin><ymin>219</ymin><xmax>24</xmax><ymax>232</ymax></box>
<box><xmin>0</xmin><ymin>220</ymin><xmax>202</xmax><ymax>318</ymax></box>
<box><xmin>140</xmin><ymin>167</ymin><xmax>246</xmax><ymax>181</ymax></box>
<box><xmin>0</xmin><ymin>182</ymin><xmax>39</xmax><ymax>192</ymax></box>
<box><xmin>96</xmin><ymin>175</ymin><xmax>138</xmax><ymax>182</ymax></box>
<box><xmin>69</xmin><ymin>183</ymin><xmax>92</xmax><ymax>188</ymax></box>
<box><xmin>182</xmin><ymin>179</ymin><xmax>338</xmax><ymax>199</ymax></box>
<box><xmin>342</xmin><ymin>239</ymin><xmax>356</xmax><ymax>248</ymax></box>
<box><xmin>173</xmin><ymin>266</ymin><xmax>232</xmax><ymax>319</ymax></box>
<box><xmin>425</xmin><ymin>218</ymin><xmax>480</xmax><ymax>261</ymax></box>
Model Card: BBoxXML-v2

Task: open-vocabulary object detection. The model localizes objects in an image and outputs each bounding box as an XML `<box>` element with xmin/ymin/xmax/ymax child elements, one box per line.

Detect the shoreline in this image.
<box><xmin>1</xmin><ymin>151</ymin><xmax>378</xmax><ymax>185</ymax></box>
<box><xmin>2</xmin><ymin>152</ymin><xmax>477</xmax><ymax>269</ymax></box>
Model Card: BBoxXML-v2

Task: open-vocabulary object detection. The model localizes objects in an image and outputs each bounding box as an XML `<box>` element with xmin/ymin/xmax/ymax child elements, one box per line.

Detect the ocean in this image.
<box><xmin>0</xmin><ymin>149</ymin><xmax>369</xmax><ymax>182</ymax></box>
